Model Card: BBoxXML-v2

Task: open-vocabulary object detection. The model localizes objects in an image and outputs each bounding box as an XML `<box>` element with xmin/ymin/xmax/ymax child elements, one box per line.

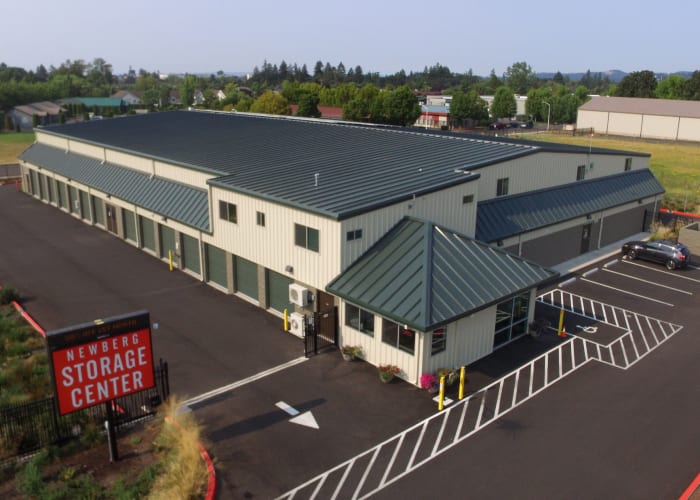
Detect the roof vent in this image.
<box><xmin>314</xmin><ymin>173</ymin><xmax>319</xmax><ymax>187</ymax></box>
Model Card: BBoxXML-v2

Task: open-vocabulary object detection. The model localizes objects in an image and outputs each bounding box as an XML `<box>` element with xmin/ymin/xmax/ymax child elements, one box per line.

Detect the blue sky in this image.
<box><xmin>5</xmin><ymin>0</ymin><xmax>697</xmax><ymax>77</ymax></box>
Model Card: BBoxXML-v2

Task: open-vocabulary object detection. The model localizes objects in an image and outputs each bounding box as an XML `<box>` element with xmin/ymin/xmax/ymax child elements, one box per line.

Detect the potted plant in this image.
<box><xmin>436</xmin><ymin>367</ymin><xmax>459</xmax><ymax>386</ymax></box>
<box><xmin>378</xmin><ymin>364</ymin><xmax>400</xmax><ymax>383</ymax></box>
<box><xmin>341</xmin><ymin>345</ymin><xmax>362</xmax><ymax>361</ymax></box>
<box><xmin>420</xmin><ymin>372</ymin><xmax>438</xmax><ymax>393</ymax></box>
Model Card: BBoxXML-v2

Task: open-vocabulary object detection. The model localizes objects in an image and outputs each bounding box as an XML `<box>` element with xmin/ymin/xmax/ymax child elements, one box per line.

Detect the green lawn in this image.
<box><xmin>0</xmin><ymin>131</ymin><xmax>35</xmax><ymax>164</ymax></box>
<box><xmin>521</xmin><ymin>132</ymin><xmax>700</xmax><ymax>212</ymax></box>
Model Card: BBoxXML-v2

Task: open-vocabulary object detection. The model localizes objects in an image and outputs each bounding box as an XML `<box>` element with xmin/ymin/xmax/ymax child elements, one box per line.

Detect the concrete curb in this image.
<box><xmin>11</xmin><ymin>300</ymin><xmax>46</xmax><ymax>337</ymax></box>
<box><xmin>679</xmin><ymin>472</ymin><xmax>700</xmax><ymax>500</ymax></box>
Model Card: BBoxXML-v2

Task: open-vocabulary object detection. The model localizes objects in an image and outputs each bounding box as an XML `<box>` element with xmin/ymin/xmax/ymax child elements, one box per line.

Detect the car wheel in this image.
<box><xmin>627</xmin><ymin>250</ymin><xmax>637</xmax><ymax>260</ymax></box>
<box><xmin>666</xmin><ymin>260</ymin><xmax>676</xmax><ymax>270</ymax></box>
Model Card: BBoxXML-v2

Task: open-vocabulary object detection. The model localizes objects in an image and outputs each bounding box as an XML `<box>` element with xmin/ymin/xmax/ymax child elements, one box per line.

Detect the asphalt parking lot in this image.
<box><xmin>2</xmin><ymin>185</ymin><xmax>699</xmax><ymax>499</ymax></box>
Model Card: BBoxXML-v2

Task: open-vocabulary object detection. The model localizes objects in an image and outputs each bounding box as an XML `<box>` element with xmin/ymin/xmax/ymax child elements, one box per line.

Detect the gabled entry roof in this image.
<box><xmin>326</xmin><ymin>217</ymin><xmax>558</xmax><ymax>331</ymax></box>
<box><xmin>475</xmin><ymin>169</ymin><xmax>664</xmax><ymax>243</ymax></box>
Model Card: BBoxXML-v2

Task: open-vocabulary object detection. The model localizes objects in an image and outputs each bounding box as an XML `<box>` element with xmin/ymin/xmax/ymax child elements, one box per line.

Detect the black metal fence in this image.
<box><xmin>0</xmin><ymin>359</ymin><xmax>169</xmax><ymax>462</ymax></box>
<box><xmin>303</xmin><ymin>312</ymin><xmax>338</xmax><ymax>357</ymax></box>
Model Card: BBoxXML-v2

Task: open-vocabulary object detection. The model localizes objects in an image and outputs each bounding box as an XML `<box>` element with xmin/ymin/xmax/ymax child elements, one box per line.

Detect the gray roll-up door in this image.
<box><xmin>205</xmin><ymin>244</ymin><xmax>227</xmax><ymax>288</ymax></box>
<box><xmin>182</xmin><ymin>233</ymin><xmax>200</xmax><ymax>274</ymax></box>
<box><xmin>267</xmin><ymin>270</ymin><xmax>293</xmax><ymax>313</ymax></box>
<box><xmin>235</xmin><ymin>256</ymin><xmax>258</xmax><ymax>300</ymax></box>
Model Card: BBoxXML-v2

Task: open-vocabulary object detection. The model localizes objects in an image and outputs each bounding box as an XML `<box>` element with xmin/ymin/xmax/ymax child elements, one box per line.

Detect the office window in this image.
<box><xmin>346</xmin><ymin>229</ymin><xmax>363</xmax><ymax>241</ymax></box>
<box><xmin>431</xmin><ymin>328</ymin><xmax>446</xmax><ymax>355</ymax></box>
<box><xmin>256</xmin><ymin>211</ymin><xmax>266</xmax><ymax>227</ymax></box>
<box><xmin>462</xmin><ymin>194</ymin><xmax>474</xmax><ymax>204</ymax></box>
<box><xmin>295</xmin><ymin>223</ymin><xmax>319</xmax><ymax>252</ymax></box>
<box><xmin>577</xmin><ymin>165</ymin><xmax>586</xmax><ymax>181</ymax></box>
<box><xmin>345</xmin><ymin>303</ymin><xmax>374</xmax><ymax>336</ymax></box>
<box><xmin>381</xmin><ymin>319</ymin><xmax>415</xmax><ymax>355</ymax></box>
<box><xmin>496</xmin><ymin>178</ymin><xmax>509</xmax><ymax>196</ymax></box>
<box><xmin>219</xmin><ymin>201</ymin><xmax>237</xmax><ymax>223</ymax></box>
<box><xmin>624</xmin><ymin>158</ymin><xmax>632</xmax><ymax>171</ymax></box>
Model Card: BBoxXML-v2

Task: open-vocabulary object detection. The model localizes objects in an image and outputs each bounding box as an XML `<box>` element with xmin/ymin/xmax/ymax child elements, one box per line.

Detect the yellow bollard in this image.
<box><xmin>558</xmin><ymin>308</ymin><xmax>565</xmax><ymax>337</ymax></box>
<box><xmin>169</xmin><ymin>250</ymin><xmax>173</xmax><ymax>271</ymax></box>
<box><xmin>438</xmin><ymin>375</ymin><xmax>446</xmax><ymax>411</ymax></box>
<box><xmin>458</xmin><ymin>366</ymin><xmax>466</xmax><ymax>400</ymax></box>
<box><xmin>283</xmin><ymin>309</ymin><xmax>288</xmax><ymax>332</ymax></box>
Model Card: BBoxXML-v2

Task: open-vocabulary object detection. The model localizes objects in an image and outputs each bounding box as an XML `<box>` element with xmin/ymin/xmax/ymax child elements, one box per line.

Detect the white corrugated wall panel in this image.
<box><xmin>576</xmin><ymin>110</ymin><xmax>609</xmax><ymax>134</ymax></box>
<box><xmin>105</xmin><ymin>150</ymin><xmax>153</xmax><ymax>175</ymax></box>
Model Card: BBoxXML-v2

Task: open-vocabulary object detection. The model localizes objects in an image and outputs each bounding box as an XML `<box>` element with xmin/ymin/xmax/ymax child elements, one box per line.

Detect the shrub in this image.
<box><xmin>419</xmin><ymin>372</ymin><xmax>437</xmax><ymax>390</ymax></box>
<box><xmin>0</xmin><ymin>286</ymin><xmax>19</xmax><ymax>305</ymax></box>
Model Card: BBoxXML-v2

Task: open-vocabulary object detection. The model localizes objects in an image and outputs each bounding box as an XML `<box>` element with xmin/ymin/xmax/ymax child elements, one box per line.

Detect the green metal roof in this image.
<box><xmin>39</xmin><ymin>110</ymin><xmax>539</xmax><ymax>220</ymax></box>
<box><xmin>326</xmin><ymin>217</ymin><xmax>558</xmax><ymax>331</ymax></box>
<box><xmin>19</xmin><ymin>143</ymin><xmax>209</xmax><ymax>231</ymax></box>
<box><xmin>475</xmin><ymin>169</ymin><xmax>664</xmax><ymax>242</ymax></box>
<box><xmin>60</xmin><ymin>97</ymin><xmax>125</xmax><ymax>108</ymax></box>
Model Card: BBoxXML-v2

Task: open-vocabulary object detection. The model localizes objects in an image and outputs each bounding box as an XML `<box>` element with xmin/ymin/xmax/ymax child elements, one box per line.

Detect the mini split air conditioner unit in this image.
<box><xmin>288</xmin><ymin>312</ymin><xmax>305</xmax><ymax>338</ymax></box>
<box><xmin>289</xmin><ymin>283</ymin><xmax>311</xmax><ymax>307</ymax></box>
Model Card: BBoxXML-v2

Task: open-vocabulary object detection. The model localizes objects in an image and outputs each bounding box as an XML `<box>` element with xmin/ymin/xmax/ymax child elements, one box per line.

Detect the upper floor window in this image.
<box><xmin>346</xmin><ymin>229</ymin><xmax>363</xmax><ymax>241</ymax></box>
<box><xmin>576</xmin><ymin>165</ymin><xmax>586</xmax><ymax>181</ymax></box>
<box><xmin>256</xmin><ymin>211</ymin><xmax>266</xmax><ymax>227</ymax></box>
<box><xmin>496</xmin><ymin>178</ymin><xmax>509</xmax><ymax>197</ymax></box>
<box><xmin>462</xmin><ymin>194</ymin><xmax>474</xmax><ymax>204</ymax></box>
<box><xmin>219</xmin><ymin>201</ymin><xmax>237</xmax><ymax>223</ymax></box>
<box><xmin>431</xmin><ymin>328</ymin><xmax>446</xmax><ymax>355</ymax></box>
<box><xmin>624</xmin><ymin>158</ymin><xmax>632</xmax><ymax>171</ymax></box>
<box><xmin>295</xmin><ymin>223</ymin><xmax>319</xmax><ymax>252</ymax></box>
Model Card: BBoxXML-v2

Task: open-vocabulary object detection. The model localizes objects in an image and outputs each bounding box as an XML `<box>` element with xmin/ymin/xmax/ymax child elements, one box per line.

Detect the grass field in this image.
<box><xmin>522</xmin><ymin>132</ymin><xmax>700</xmax><ymax>211</ymax></box>
<box><xmin>0</xmin><ymin>132</ymin><xmax>34</xmax><ymax>164</ymax></box>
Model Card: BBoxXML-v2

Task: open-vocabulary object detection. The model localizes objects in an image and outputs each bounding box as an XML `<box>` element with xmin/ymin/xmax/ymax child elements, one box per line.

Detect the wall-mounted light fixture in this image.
<box><xmin>496</xmin><ymin>240</ymin><xmax>504</xmax><ymax>247</ymax></box>
<box><xmin>586</xmin><ymin>214</ymin><xmax>592</xmax><ymax>220</ymax></box>
<box><xmin>285</xmin><ymin>265</ymin><xmax>294</xmax><ymax>273</ymax></box>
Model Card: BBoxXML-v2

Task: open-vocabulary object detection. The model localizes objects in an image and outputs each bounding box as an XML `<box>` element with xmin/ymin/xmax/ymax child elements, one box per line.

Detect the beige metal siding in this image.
<box><xmin>154</xmin><ymin>161</ymin><xmax>214</xmax><ymax>187</ymax></box>
<box><xmin>67</xmin><ymin>140</ymin><xmax>104</xmax><ymax>161</ymax></box>
<box><xmin>203</xmin><ymin>187</ymin><xmax>341</xmax><ymax>292</ymax></box>
<box><xmin>36</xmin><ymin>131</ymin><xmax>68</xmax><ymax>150</ymax></box>
<box><xmin>641</xmin><ymin>115</ymin><xmax>679</xmax><ymax>140</ymax></box>
<box><xmin>105</xmin><ymin>150</ymin><xmax>153</xmax><ymax>175</ymax></box>
<box><xmin>677</xmin><ymin>117</ymin><xmax>700</xmax><ymax>142</ymax></box>
<box><xmin>339</xmin><ymin>182</ymin><xmax>479</xmax><ymax>269</ymax></box>
<box><xmin>576</xmin><ymin>110</ymin><xmax>609</xmax><ymax>134</ymax></box>
<box><xmin>607</xmin><ymin>112</ymin><xmax>642</xmax><ymax>137</ymax></box>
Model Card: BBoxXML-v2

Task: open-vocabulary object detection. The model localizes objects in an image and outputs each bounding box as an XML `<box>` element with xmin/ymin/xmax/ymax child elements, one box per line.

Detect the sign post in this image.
<box><xmin>46</xmin><ymin>310</ymin><xmax>155</xmax><ymax>462</ymax></box>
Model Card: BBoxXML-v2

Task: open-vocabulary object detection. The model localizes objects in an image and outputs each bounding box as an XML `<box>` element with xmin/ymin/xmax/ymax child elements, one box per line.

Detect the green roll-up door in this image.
<box><xmin>267</xmin><ymin>270</ymin><xmax>293</xmax><ymax>313</ymax></box>
<box><xmin>47</xmin><ymin>178</ymin><xmax>55</xmax><ymax>203</ymax></box>
<box><xmin>206</xmin><ymin>244</ymin><xmax>227</xmax><ymax>288</ymax></box>
<box><xmin>56</xmin><ymin>181</ymin><xmax>67</xmax><ymax>209</ymax></box>
<box><xmin>159</xmin><ymin>225</ymin><xmax>176</xmax><ymax>259</ymax></box>
<box><xmin>140</xmin><ymin>217</ymin><xmax>155</xmax><ymax>251</ymax></box>
<box><xmin>30</xmin><ymin>170</ymin><xmax>38</xmax><ymax>196</ymax></box>
<box><xmin>92</xmin><ymin>196</ymin><xmax>104</xmax><ymax>226</ymax></box>
<box><xmin>79</xmin><ymin>190</ymin><xmax>90</xmax><ymax>221</ymax></box>
<box><xmin>123</xmin><ymin>209</ymin><xmax>137</xmax><ymax>242</ymax></box>
<box><xmin>68</xmin><ymin>186</ymin><xmax>79</xmax><ymax>214</ymax></box>
<box><xmin>235</xmin><ymin>256</ymin><xmax>258</xmax><ymax>300</ymax></box>
<box><xmin>182</xmin><ymin>234</ymin><xmax>200</xmax><ymax>274</ymax></box>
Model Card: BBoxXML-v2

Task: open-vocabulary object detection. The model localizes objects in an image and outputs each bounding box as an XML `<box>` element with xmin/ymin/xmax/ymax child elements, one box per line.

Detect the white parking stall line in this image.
<box><xmin>580</xmin><ymin>277</ymin><xmax>675</xmax><ymax>307</ymax></box>
<box><xmin>621</xmin><ymin>259</ymin><xmax>700</xmax><ymax>283</ymax></box>
<box><xmin>646</xmin><ymin>316</ymin><xmax>661</xmax><ymax>344</ymax></box>
<box><xmin>602</xmin><ymin>268</ymin><xmax>693</xmax><ymax>295</ymax></box>
<box><xmin>633</xmin><ymin>313</ymin><xmax>652</xmax><ymax>352</ymax></box>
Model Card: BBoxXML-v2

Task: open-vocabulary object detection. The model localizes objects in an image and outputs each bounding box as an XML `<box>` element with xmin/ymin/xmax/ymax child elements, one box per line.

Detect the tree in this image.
<box><xmin>655</xmin><ymin>75</ymin><xmax>686</xmax><ymax>100</ymax></box>
<box><xmin>250</xmin><ymin>90</ymin><xmax>291</xmax><ymax>115</ymax></box>
<box><xmin>616</xmin><ymin>70</ymin><xmax>657</xmax><ymax>98</ymax></box>
<box><xmin>180</xmin><ymin>74</ymin><xmax>198</xmax><ymax>107</ymax></box>
<box><xmin>296</xmin><ymin>90</ymin><xmax>321</xmax><ymax>117</ymax></box>
<box><xmin>491</xmin><ymin>86</ymin><xmax>517</xmax><ymax>119</ymax></box>
<box><xmin>449</xmin><ymin>90</ymin><xmax>489</xmax><ymax>126</ymax></box>
<box><xmin>504</xmin><ymin>61</ymin><xmax>536</xmax><ymax>95</ymax></box>
<box><xmin>384</xmin><ymin>86</ymin><xmax>421</xmax><ymax>126</ymax></box>
<box><xmin>682</xmin><ymin>71</ymin><xmax>700</xmax><ymax>100</ymax></box>
<box><xmin>342</xmin><ymin>84</ymin><xmax>379</xmax><ymax>122</ymax></box>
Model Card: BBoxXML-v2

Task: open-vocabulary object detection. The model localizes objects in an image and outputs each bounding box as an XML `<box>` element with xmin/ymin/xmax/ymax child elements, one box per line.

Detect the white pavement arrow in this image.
<box><xmin>276</xmin><ymin>401</ymin><xmax>319</xmax><ymax>429</ymax></box>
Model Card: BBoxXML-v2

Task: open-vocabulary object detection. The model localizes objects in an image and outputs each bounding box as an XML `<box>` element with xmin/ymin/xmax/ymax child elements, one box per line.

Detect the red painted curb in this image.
<box><xmin>679</xmin><ymin>472</ymin><xmax>700</xmax><ymax>500</ymax></box>
<box><xmin>11</xmin><ymin>300</ymin><xmax>46</xmax><ymax>337</ymax></box>
<box><xmin>164</xmin><ymin>415</ymin><xmax>216</xmax><ymax>500</ymax></box>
